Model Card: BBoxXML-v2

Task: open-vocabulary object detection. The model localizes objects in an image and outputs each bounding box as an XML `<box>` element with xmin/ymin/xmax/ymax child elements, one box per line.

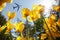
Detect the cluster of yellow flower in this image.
<box><xmin>0</xmin><ymin>0</ymin><xmax>60</xmax><ymax>40</ymax></box>
<box><xmin>22</xmin><ymin>4</ymin><xmax>44</xmax><ymax>22</ymax></box>
<box><xmin>0</xmin><ymin>4</ymin><xmax>45</xmax><ymax>40</ymax></box>
<box><xmin>44</xmin><ymin>14</ymin><xmax>60</xmax><ymax>40</ymax></box>
<box><xmin>0</xmin><ymin>11</ymin><xmax>25</xmax><ymax>40</ymax></box>
<box><xmin>14</xmin><ymin>5</ymin><xmax>60</xmax><ymax>40</ymax></box>
<box><xmin>0</xmin><ymin>11</ymin><xmax>16</xmax><ymax>34</ymax></box>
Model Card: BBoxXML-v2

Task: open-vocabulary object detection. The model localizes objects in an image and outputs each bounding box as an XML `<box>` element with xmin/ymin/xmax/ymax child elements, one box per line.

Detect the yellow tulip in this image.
<box><xmin>41</xmin><ymin>34</ymin><xmax>47</xmax><ymax>40</ymax></box>
<box><xmin>0</xmin><ymin>2</ymin><xmax>6</xmax><ymax>12</ymax></box>
<box><xmin>33</xmin><ymin>4</ymin><xmax>37</xmax><ymax>10</ymax></box>
<box><xmin>44</xmin><ymin>18</ymin><xmax>59</xmax><ymax>39</ymax></box>
<box><xmin>16</xmin><ymin>36</ymin><xmax>21</xmax><ymax>40</ymax></box>
<box><xmin>14</xmin><ymin>22</ymin><xmax>24</xmax><ymax>33</ymax></box>
<box><xmin>4</xmin><ymin>21</ymin><xmax>13</xmax><ymax>34</ymax></box>
<box><xmin>49</xmin><ymin>14</ymin><xmax>57</xmax><ymax>20</ymax></box>
<box><xmin>0</xmin><ymin>0</ymin><xmax>13</xmax><ymax>12</ymax></box>
<box><xmin>57</xmin><ymin>18</ymin><xmax>60</xmax><ymax>26</ymax></box>
<box><xmin>53</xmin><ymin>6</ymin><xmax>60</xmax><ymax>12</ymax></box>
<box><xmin>4</xmin><ymin>29</ymin><xmax>10</xmax><ymax>34</ymax></box>
<box><xmin>29</xmin><ymin>37</ymin><xmax>33</xmax><ymax>40</ymax></box>
<box><xmin>7</xmin><ymin>11</ymin><xmax>16</xmax><ymax>20</ymax></box>
<box><xmin>33</xmin><ymin>4</ymin><xmax>44</xmax><ymax>14</ymax></box>
<box><xmin>43</xmin><ymin>23</ymin><xmax>52</xmax><ymax>40</ymax></box>
<box><xmin>16</xmin><ymin>36</ymin><xmax>25</xmax><ymax>40</ymax></box>
<box><xmin>0</xmin><ymin>25</ymin><xmax>6</xmax><ymax>32</ymax></box>
<box><xmin>43</xmin><ymin>23</ymin><xmax>48</xmax><ymax>32</ymax></box>
<box><xmin>22</xmin><ymin>8</ymin><xmax>30</xmax><ymax>19</ymax></box>
<box><xmin>45</xmin><ymin>18</ymin><xmax>57</xmax><ymax>31</ymax></box>
<box><xmin>29</xmin><ymin>10</ymin><xmax>40</xmax><ymax>22</ymax></box>
<box><xmin>0</xmin><ymin>0</ymin><xmax>13</xmax><ymax>3</ymax></box>
<box><xmin>7</xmin><ymin>21</ymin><xmax>14</xmax><ymax>31</ymax></box>
<box><xmin>45</xmin><ymin>18</ymin><xmax>56</xmax><ymax>27</ymax></box>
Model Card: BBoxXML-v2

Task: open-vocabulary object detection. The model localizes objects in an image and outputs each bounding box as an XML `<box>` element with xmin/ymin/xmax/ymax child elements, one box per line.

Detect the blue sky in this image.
<box><xmin>2</xmin><ymin>0</ymin><xmax>42</xmax><ymax>23</ymax></box>
<box><xmin>2</xmin><ymin>0</ymin><xmax>57</xmax><ymax>23</ymax></box>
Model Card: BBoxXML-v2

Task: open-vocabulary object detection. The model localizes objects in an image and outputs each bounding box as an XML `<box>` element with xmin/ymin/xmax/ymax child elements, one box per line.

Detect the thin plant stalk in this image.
<box><xmin>26</xmin><ymin>18</ymin><xmax>29</xmax><ymax>40</ymax></box>
<box><xmin>34</xmin><ymin>21</ymin><xmax>37</xmax><ymax>40</ymax></box>
<box><xmin>21</xmin><ymin>33</ymin><xmax>23</xmax><ymax>37</ymax></box>
<box><xmin>10</xmin><ymin>31</ymin><xmax>13</xmax><ymax>40</ymax></box>
<box><xmin>34</xmin><ymin>22</ymin><xmax>36</xmax><ymax>33</ymax></box>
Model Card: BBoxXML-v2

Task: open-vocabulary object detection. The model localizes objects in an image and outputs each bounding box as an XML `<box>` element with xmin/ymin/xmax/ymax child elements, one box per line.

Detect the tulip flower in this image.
<box><xmin>44</xmin><ymin>18</ymin><xmax>57</xmax><ymax>32</ymax></box>
<box><xmin>22</xmin><ymin>8</ymin><xmax>30</xmax><ymax>19</ymax></box>
<box><xmin>16</xmin><ymin>36</ymin><xmax>26</xmax><ymax>40</ymax></box>
<box><xmin>0</xmin><ymin>0</ymin><xmax>13</xmax><ymax>12</ymax></box>
<box><xmin>33</xmin><ymin>4</ymin><xmax>44</xmax><ymax>14</ymax></box>
<box><xmin>0</xmin><ymin>25</ymin><xmax>6</xmax><ymax>32</ymax></box>
<box><xmin>45</xmin><ymin>18</ymin><xmax>56</xmax><ymax>27</ymax></box>
<box><xmin>7</xmin><ymin>11</ymin><xmax>16</xmax><ymax>20</ymax></box>
<box><xmin>4</xmin><ymin>29</ymin><xmax>10</xmax><ymax>34</ymax></box>
<box><xmin>6</xmin><ymin>21</ymin><xmax>14</xmax><ymax>31</ymax></box>
<box><xmin>49</xmin><ymin>14</ymin><xmax>57</xmax><ymax>20</ymax></box>
<box><xmin>53</xmin><ymin>6</ymin><xmax>60</xmax><ymax>12</ymax></box>
<box><xmin>14</xmin><ymin>22</ymin><xmax>24</xmax><ymax>33</ymax></box>
<box><xmin>0</xmin><ymin>3</ymin><xmax>6</xmax><ymax>12</ymax></box>
<box><xmin>41</xmin><ymin>34</ymin><xmax>47</xmax><ymax>40</ymax></box>
<box><xmin>29</xmin><ymin>37</ymin><xmax>33</xmax><ymax>40</ymax></box>
<box><xmin>16</xmin><ymin>36</ymin><xmax>22</xmax><ymax>40</ymax></box>
<box><xmin>44</xmin><ymin>17</ymin><xmax>60</xmax><ymax>40</ymax></box>
<box><xmin>29</xmin><ymin>10</ymin><xmax>40</xmax><ymax>22</ymax></box>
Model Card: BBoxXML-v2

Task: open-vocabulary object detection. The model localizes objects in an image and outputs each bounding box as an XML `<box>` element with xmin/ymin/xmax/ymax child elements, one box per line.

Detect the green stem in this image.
<box><xmin>5</xmin><ymin>35</ymin><xmax>7</xmax><ymax>40</ymax></box>
<box><xmin>10</xmin><ymin>31</ymin><xmax>13</xmax><ymax>40</ymax></box>
<box><xmin>34</xmin><ymin>22</ymin><xmax>36</xmax><ymax>33</ymax></box>
<box><xmin>21</xmin><ymin>33</ymin><xmax>23</xmax><ymax>37</ymax></box>
<box><xmin>26</xmin><ymin>18</ymin><xmax>29</xmax><ymax>40</ymax></box>
<box><xmin>39</xmin><ymin>29</ymin><xmax>41</xmax><ymax>40</ymax></box>
<box><xmin>34</xmin><ymin>22</ymin><xmax>37</xmax><ymax>40</ymax></box>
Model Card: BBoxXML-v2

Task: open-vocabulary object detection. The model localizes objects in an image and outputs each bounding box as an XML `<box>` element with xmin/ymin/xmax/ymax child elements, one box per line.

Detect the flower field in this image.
<box><xmin>0</xmin><ymin>0</ymin><xmax>60</xmax><ymax>40</ymax></box>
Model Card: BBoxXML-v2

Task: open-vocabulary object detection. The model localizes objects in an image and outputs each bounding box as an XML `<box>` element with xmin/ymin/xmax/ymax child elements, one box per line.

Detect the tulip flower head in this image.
<box><xmin>0</xmin><ymin>0</ymin><xmax>13</xmax><ymax>12</ymax></box>
<box><xmin>14</xmin><ymin>22</ymin><xmax>24</xmax><ymax>33</ymax></box>
<box><xmin>49</xmin><ymin>14</ymin><xmax>57</xmax><ymax>20</ymax></box>
<box><xmin>6</xmin><ymin>21</ymin><xmax>14</xmax><ymax>31</ymax></box>
<box><xmin>29</xmin><ymin>10</ymin><xmax>40</xmax><ymax>22</ymax></box>
<box><xmin>7</xmin><ymin>11</ymin><xmax>16</xmax><ymax>20</ymax></box>
<box><xmin>33</xmin><ymin>4</ymin><xmax>44</xmax><ymax>14</ymax></box>
<box><xmin>0</xmin><ymin>25</ymin><xmax>6</xmax><ymax>32</ymax></box>
<box><xmin>41</xmin><ymin>34</ymin><xmax>47</xmax><ymax>40</ymax></box>
<box><xmin>53</xmin><ymin>6</ymin><xmax>60</xmax><ymax>12</ymax></box>
<box><xmin>22</xmin><ymin>8</ymin><xmax>30</xmax><ymax>19</ymax></box>
<box><xmin>16</xmin><ymin>36</ymin><xmax>25</xmax><ymax>40</ymax></box>
<box><xmin>0</xmin><ymin>3</ymin><xmax>6</xmax><ymax>12</ymax></box>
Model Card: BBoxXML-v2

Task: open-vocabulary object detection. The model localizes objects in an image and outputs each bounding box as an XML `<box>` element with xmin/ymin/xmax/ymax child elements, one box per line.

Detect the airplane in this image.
<box><xmin>13</xmin><ymin>3</ymin><xmax>22</xmax><ymax>11</ymax></box>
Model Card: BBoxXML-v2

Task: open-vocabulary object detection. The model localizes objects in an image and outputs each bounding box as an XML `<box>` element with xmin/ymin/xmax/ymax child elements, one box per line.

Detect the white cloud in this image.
<box><xmin>39</xmin><ymin>0</ymin><xmax>57</xmax><ymax>17</ymax></box>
